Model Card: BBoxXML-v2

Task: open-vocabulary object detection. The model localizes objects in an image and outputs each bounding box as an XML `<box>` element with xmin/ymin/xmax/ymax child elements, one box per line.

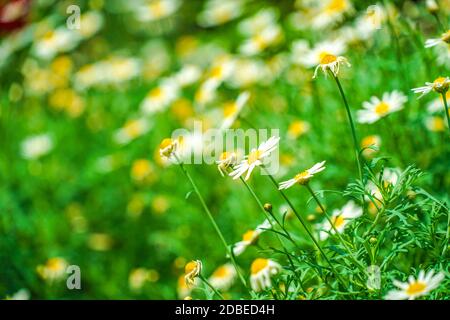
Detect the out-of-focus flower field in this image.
<box><xmin>0</xmin><ymin>0</ymin><xmax>449</xmax><ymax>300</ymax></box>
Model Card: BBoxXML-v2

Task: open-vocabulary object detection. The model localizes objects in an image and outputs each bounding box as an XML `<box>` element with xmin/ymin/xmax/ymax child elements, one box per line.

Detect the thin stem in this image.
<box><xmin>199</xmin><ymin>275</ymin><xmax>225</xmax><ymax>300</ymax></box>
<box><xmin>177</xmin><ymin>160</ymin><xmax>247</xmax><ymax>288</ymax></box>
<box><xmin>332</xmin><ymin>74</ymin><xmax>362</xmax><ymax>181</ymax></box>
<box><xmin>441</xmin><ymin>93</ymin><xmax>450</xmax><ymax>136</ymax></box>
<box><xmin>262</xmin><ymin>168</ymin><xmax>349</xmax><ymax>291</ymax></box>
<box><xmin>239</xmin><ymin>177</ymin><xmax>301</xmax><ymax>282</ymax></box>
<box><xmin>305</xmin><ymin>184</ymin><xmax>366</xmax><ymax>273</ymax></box>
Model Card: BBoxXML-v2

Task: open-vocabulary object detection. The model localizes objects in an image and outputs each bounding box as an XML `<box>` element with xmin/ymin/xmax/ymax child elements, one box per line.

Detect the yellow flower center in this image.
<box><xmin>294</xmin><ymin>171</ymin><xmax>310</xmax><ymax>184</ymax></box>
<box><xmin>406</xmin><ymin>282</ymin><xmax>427</xmax><ymax>295</ymax></box>
<box><xmin>220</xmin><ymin>152</ymin><xmax>230</xmax><ymax>161</ymax></box>
<box><xmin>242</xmin><ymin>230</ymin><xmax>256</xmax><ymax>242</ymax></box>
<box><xmin>375</xmin><ymin>101</ymin><xmax>390</xmax><ymax>115</ymax></box>
<box><xmin>159</xmin><ymin>138</ymin><xmax>174</xmax><ymax>150</ymax></box>
<box><xmin>214</xmin><ymin>9</ymin><xmax>232</xmax><ymax>24</ymax></box>
<box><xmin>332</xmin><ymin>215</ymin><xmax>345</xmax><ymax>228</ymax></box>
<box><xmin>210</xmin><ymin>65</ymin><xmax>223</xmax><ymax>79</ymax></box>
<box><xmin>432</xmin><ymin>77</ymin><xmax>449</xmax><ymax>93</ymax></box>
<box><xmin>320</xmin><ymin>54</ymin><xmax>337</xmax><ymax>65</ymax></box>
<box><xmin>361</xmin><ymin>135</ymin><xmax>378</xmax><ymax>148</ymax></box>
<box><xmin>442</xmin><ymin>30</ymin><xmax>450</xmax><ymax>43</ymax></box>
<box><xmin>212</xmin><ymin>266</ymin><xmax>230</xmax><ymax>278</ymax></box>
<box><xmin>132</xmin><ymin>159</ymin><xmax>152</xmax><ymax>180</ymax></box>
<box><xmin>247</xmin><ymin>150</ymin><xmax>261</xmax><ymax>164</ymax></box>
<box><xmin>47</xmin><ymin>258</ymin><xmax>65</xmax><ymax>271</ymax></box>
<box><xmin>251</xmin><ymin>258</ymin><xmax>269</xmax><ymax>275</ymax></box>
<box><xmin>430</xmin><ymin>117</ymin><xmax>445</xmax><ymax>131</ymax></box>
<box><xmin>184</xmin><ymin>261</ymin><xmax>198</xmax><ymax>274</ymax></box>
<box><xmin>149</xmin><ymin>87</ymin><xmax>163</xmax><ymax>99</ymax></box>
<box><xmin>149</xmin><ymin>1</ymin><xmax>165</xmax><ymax>17</ymax></box>
<box><xmin>223</xmin><ymin>102</ymin><xmax>237</xmax><ymax>117</ymax></box>
<box><xmin>288</xmin><ymin>121</ymin><xmax>308</xmax><ymax>137</ymax></box>
<box><xmin>326</xmin><ymin>0</ymin><xmax>347</xmax><ymax>13</ymax></box>
<box><xmin>254</xmin><ymin>34</ymin><xmax>267</xmax><ymax>50</ymax></box>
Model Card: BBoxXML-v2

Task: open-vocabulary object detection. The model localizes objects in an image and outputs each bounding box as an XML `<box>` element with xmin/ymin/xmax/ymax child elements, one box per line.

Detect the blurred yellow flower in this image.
<box><xmin>37</xmin><ymin>257</ymin><xmax>68</xmax><ymax>282</ymax></box>
<box><xmin>87</xmin><ymin>233</ymin><xmax>113</xmax><ymax>251</ymax></box>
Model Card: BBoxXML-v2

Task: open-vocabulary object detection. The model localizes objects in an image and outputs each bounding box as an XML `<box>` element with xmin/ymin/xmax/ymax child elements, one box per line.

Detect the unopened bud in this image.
<box><xmin>263</xmin><ymin>203</ymin><xmax>273</xmax><ymax>212</ymax></box>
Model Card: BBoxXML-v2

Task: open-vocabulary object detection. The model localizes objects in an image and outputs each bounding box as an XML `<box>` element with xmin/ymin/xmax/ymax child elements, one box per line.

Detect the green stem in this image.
<box><xmin>441</xmin><ymin>93</ymin><xmax>450</xmax><ymax>136</ymax></box>
<box><xmin>262</xmin><ymin>168</ymin><xmax>349</xmax><ymax>291</ymax></box>
<box><xmin>305</xmin><ymin>184</ymin><xmax>366</xmax><ymax>273</ymax></box>
<box><xmin>239</xmin><ymin>177</ymin><xmax>301</xmax><ymax>281</ymax></box>
<box><xmin>332</xmin><ymin>74</ymin><xmax>362</xmax><ymax>181</ymax></box>
<box><xmin>177</xmin><ymin>160</ymin><xmax>247</xmax><ymax>289</ymax></box>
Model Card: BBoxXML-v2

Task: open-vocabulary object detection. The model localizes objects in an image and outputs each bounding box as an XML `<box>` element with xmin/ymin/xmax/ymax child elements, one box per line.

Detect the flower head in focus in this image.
<box><xmin>184</xmin><ymin>260</ymin><xmax>202</xmax><ymax>287</ymax></box>
<box><xmin>412</xmin><ymin>77</ymin><xmax>450</xmax><ymax>98</ymax></box>
<box><xmin>278</xmin><ymin>161</ymin><xmax>326</xmax><ymax>190</ymax></box>
<box><xmin>313</xmin><ymin>54</ymin><xmax>350</xmax><ymax>78</ymax></box>
<box><xmin>216</xmin><ymin>151</ymin><xmax>238</xmax><ymax>176</ymax></box>
<box><xmin>229</xmin><ymin>136</ymin><xmax>280</xmax><ymax>181</ymax></box>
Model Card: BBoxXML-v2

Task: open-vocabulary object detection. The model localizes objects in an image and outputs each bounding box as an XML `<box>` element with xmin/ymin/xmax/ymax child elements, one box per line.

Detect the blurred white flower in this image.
<box><xmin>197</xmin><ymin>0</ymin><xmax>244</xmax><ymax>27</ymax></box>
<box><xmin>141</xmin><ymin>80</ymin><xmax>180</xmax><ymax>115</ymax></box>
<box><xmin>357</xmin><ymin>90</ymin><xmax>407</xmax><ymax>123</ymax></box>
<box><xmin>21</xmin><ymin>134</ymin><xmax>53</xmax><ymax>160</ymax></box>
<box><xmin>250</xmin><ymin>258</ymin><xmax>282</xmax><ymax>292</ymax></box>
<box><xmin>319</xmin><ymin>200</ymin><xmax>362</xmax><ymax>241</ymax></box>
<box><xmin>385</xmin><ymin>270</ymin><xmax>445</xmax><ymax>300</ymax></box>
<box><xmin>208</xmin><ymin>263</ymin><xmax>237</xmax><ymax>291</ymax></box>
<box><xmin>232</xmin><ymin>220</ymin><xmax>271</xmax><ymax>256</ymax></box>
<box><xmin>136</xmin><ymin>0</ymin><xmax>181</xmax><ymax>22</ymax></box>
<box><xmin>220</xmin><ymin>91</ymin><xmax>250</xmax><ymax>130</ymax></box>
<box><xmin>425</xmin><ymin>29</ymin><xmax>450</xmax><ymax>48</ymax></box>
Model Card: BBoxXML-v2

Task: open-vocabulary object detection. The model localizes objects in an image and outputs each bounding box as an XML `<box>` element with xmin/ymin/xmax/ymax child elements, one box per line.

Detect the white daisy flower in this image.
<box><xmin>159</xmin><ymin>136</ymin><xmax>183</xmax><ymax>162</ymax></box>
<box><xmin>195</xmin><ymin>79</ymin><xmax>220</xmax><ymax>106</ymax></box>
<box><xmin>33</xmin><ymin>27</ymin><xmax>80</xmax><ymax>60</ymax></box>
<box><xmin>292</xmin><ymin>39</ymin><xmax>346</xmax><ymax>68</ymax></box>
<box><xmin>220</xmin><ymin>91</ymin><xmax>250</xmax><ymax>130</ymax></box>
<box><xmin>36</xmin><ymin>257</ymin><xmax>68</xmax><ymax>282</ymax></box>
<box><xmin>319</xmin><ymin>200</ymin><xmax>363</xmax><ymax>241</ymax></box>
<box><xmin>232</xmin><ymin>220</ymin><xmax>271</xmax><ymax>256</ymax></box>
<box><xmin>278</xmin><ymin>161</ymin><xmax>326</xmax><ymax>190</ymax></box>
<box><xmin>7</xmin><ymin>289</ymin><xmax>30</xmax><ymax>300</ymax></box>
<box><xmin>76</xmin><ymin>11</ymin><xmax>104</xmax><ymax>39</ymax></box>
<box><xmin>357</xmin><ymin>90</ymin><xmax>407</xmax><ymax>124</ymax></box>
<box><xmin>238</xmin><ymin>8</ymin><xmax>278</xmax><ymax>36</ymax></box>
<box><xmin>227</xmin><ymin>58</ymin><xmax>270</xmax><ymax>88</ymax></box>
<box><xmin>21</xmin><ymin>133</ymin><xmax>53</xmax><ymax>160</ymax></box>
<box><xmin>311</xmin><ymin>0</ymin><xmax>353</xmax><ymax>29</ymax></box>
<box><xmin>197</xmin><ymin>0</ymin><xmax>244</xmax><ymax>27</ymax></box>
<box><xmin>114</xmin><ymin>118</ymin><xmax>151</xmax><ymax>145</ymax></box>
<box><xmin>412</xmin><ymin>77</ymin><xmax>450</xmax><ymax>98</ymax></box>
<box><xmin>424</xmin><ymin>29</ymin><xmax>450</xmax><ymax>48</ymax></box>
<box><xmin>239</xmin><ymin>24</ymin><xmax>282</xmax><ymax>56</ymax></box>
<box><xmin>136</xmin><ymin>0</ymin><xmax>181</xmax><ymax>22</ymax></box>
<box><xmin>174</xmin><ymin>64</ymin><xmax>202</xmax><ymax>87</ymax></box>
<box><xmin>427</xmin><ymin>92</ymin><xmax>450</xmax><ymax>113</ymax></box>
<box><xmin>216</xmin><ymin>151</ymin><xmax>238</xmax><ymax>176</ymax></box>
<box><xmin>208</xmin><ymin>263</ymin><xmax>237</xmax><ymax>291</ymax></box>
<box><xmin>385</xmin><ymin>270</ymin><xmax>445</xmax><ymax>300</ymax></box>
<box><xmin>313</xmin><ymin>54</ymin><xmax>351</xmax><ymax>78</ymax></box>
<box><xmin>250</xmin><ymin>258</ymin><xmax>282</xmax><ymax>292</ymax></box>
<box><xmin>184</xmin><ymin>260</ymin><xmax>202</xmax><ymax>287</ymax></box>
<box><xmin>425</xmin><ymin>116</ymin><xmax>446</xmax><ymax>132</ymax></box>
<box><xmin>141</xmin><ymin>79</ymin><xmax>180</xmax><ymax>115</ymax></box>
<box><xmin>361</xmin><ymin>135</ymin><xmax>382</xmax><ymax>158</ymax></box>
<box><xmin>229</xmin><ymin>136</ymin><xmax>280</xmax><ymax>181</ymax></box>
